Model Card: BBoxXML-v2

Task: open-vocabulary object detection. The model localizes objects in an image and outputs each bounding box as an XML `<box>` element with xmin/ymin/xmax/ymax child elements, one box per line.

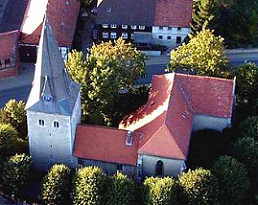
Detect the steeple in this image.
<box><xmin>26</xmin><ymin>18</ymin><xmax>80</xmax><ymax>115</ymax></box>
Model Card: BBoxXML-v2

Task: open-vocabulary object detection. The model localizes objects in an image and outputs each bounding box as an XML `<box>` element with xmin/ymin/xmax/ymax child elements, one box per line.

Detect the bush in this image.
<box><xmin>144</xmin><ymin>177</ymin><xmax>179</xmax><ymax>205</ymax></box>
<box><xmin>72</xmin><ymin>166</ymin><xmax>107</xmax><ymax>205</ymax></box>
<box><xmin>178</xmin><ymin>168</ymin><xmax>219</xmax><ymax>205</ymax></box>
<box><xmin>1</xmin><ymin>153</ymin><xmax>32</xmax><ymax>197</ymax></box>
<box><xmin>0</xmin><ymin>100</ymin><xmax>27</xmax><ymax>139</ymax></box>
<box><xmin>41</xmin><ymin>164</ymin><xmax>72</xmax><ymax>205</ymax></box>
<box><xmin>0</xmin><ymin>123</ymin><xmax>19</xmax><ymax>157</ymax></box>
<box><xmin>212</xmin><ymin>155</ymin><xmax>250</xmax><ymax>205</ymax></box>
<box><xmin>239</xmin><ymin>116</ymin><xmax>258</xmax><ymax>140</ymax></box>
<box><xmin>231</xmin><ymin>137</ymin><xmax>258</xmax><ymax>193</ymax></box>
<box><xmin>106</xmin><ymin>172</ymin><xmax>136</xmax><ymax>205</ymax></box>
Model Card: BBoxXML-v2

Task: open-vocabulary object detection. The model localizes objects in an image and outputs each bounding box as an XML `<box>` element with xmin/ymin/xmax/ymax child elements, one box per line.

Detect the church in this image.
<box><xmin>26</xmin><ymin>21</ymin><xmax>235</xmax><ymax>178</ymax></box>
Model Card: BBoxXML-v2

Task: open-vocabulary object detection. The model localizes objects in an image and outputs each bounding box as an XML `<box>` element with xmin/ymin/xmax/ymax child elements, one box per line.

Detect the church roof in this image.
<box><xmin>25</xmin><ymin>20</ymin><xmax>80</xmax><ymax>115</ymax></box>
<box><xmin>74</xmin><ymin>125</ymin><xmax>141</xmax><ymax>166</ymax></box>
<box><xmin>119</xmin><ymin>73</ymin><xmax>235</xmax><ymax>160</ymax></box>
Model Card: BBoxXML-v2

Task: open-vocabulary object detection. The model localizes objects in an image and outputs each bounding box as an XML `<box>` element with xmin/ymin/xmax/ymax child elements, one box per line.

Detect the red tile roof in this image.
<box><xmin>74</xmin><ymin>125</ymin><xmax>141</xmax><ymax>166</ymax></box>
<box><xmin>0</xmin><ymin>30</ymin><xmax>20</xmax><ymax>60</ymax></box>
<box><xmin>20</xmin><ymin>0</ymin><xmax>80</xmax><ymax>46</ymax></box>
<box><xmin>120</xmin><ymin>73</ymin><xmax>235</xmax><ymax>160</ymax></box>
<box><xmin>96</xmin><ymin>0</ymin><xmax>193</xmax><ymax>27</ymax></box>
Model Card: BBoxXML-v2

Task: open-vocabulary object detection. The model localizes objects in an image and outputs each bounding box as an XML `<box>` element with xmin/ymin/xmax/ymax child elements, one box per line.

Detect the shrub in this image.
<box><xmin>0</xmin><ymin>123</ymin><xmax>19</xmax><ymax>157</ymax></box>
<box><xmin>212</xmin><ymin>155</ymin><xmax>250</xmax><ymax>205</ymax></box>
<box><xmin>239</xmin><ymin>116</ymin><xmax>258</xmax><ymax>140</ymax></box>
<box><xmin>231</xmin><ymin>137</ymin><xmax>258</xmax><ymax>193</ymax></box>
<box><xmin>106</xmin><ymin>172</ymin><xmax>136</xmax><ymax>205</ymax></box>
<box><xmin>144</xmin><ymin>177</ymin><xmax>179</xmax><ymax>205</ymax></box>
<box><xmin>0</xmin><ymin>100</ymin><xmax>27</xmax><ymax>139</ymax></box>
<box><xmin>72</xmin><ymin>166</ymin><xmax>107</xmax><ymax>205</ymax></box>
<box><xmin>178</xmin><ymin>168</ymin><xmax>219</xmax><ymax>205</ymax></box>
<box><xmin>41</xmin><ymin>164</ymin><xmax>72</xmax><ymax>205</ymax></box>
<box><xmin>1</xmin><ymin>153</ymin><xmax>32</xmax><ymax>197</ymax></box>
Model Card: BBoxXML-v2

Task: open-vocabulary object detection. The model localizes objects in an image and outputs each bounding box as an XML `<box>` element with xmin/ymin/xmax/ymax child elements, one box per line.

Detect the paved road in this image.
<box><xmin>0</xmin><ymin>85</ymin><xmax>31</xmax><ymax>108</ymax></box>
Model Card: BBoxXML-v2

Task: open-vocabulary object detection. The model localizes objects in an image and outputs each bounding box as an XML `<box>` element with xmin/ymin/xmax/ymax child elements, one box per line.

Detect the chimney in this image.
<box><xmin>126</xmin><ymin>131</ymin><xmax>133</xmax><ymax>146</ymax></box>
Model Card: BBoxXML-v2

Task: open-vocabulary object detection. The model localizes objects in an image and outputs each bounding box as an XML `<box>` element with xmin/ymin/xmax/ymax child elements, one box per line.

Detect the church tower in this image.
<box><xmin>26</xmin><ymin>20</ymin><xmax>81</xmax><ymax>171</ymax></box>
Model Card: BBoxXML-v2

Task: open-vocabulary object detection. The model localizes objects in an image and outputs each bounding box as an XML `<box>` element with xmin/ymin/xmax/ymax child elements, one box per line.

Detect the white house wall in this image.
<box><xmin>152</xmin><ymin>26</ymin><xmax>190</xmax><ymax>47</ymax></box>
<box><xmin>141</xmin><ymin>154</ymin><xmax>185</xmax><ymax>177</ymax></box>
<box><xmin>192</xmin><ymin>114</ymin><xmax>231</xmax><ymax>132</ymax></box>
<box><xmin>27</xmin><ymin>111</ymin><xmax>77</xmax><ymax>170</ymax></box>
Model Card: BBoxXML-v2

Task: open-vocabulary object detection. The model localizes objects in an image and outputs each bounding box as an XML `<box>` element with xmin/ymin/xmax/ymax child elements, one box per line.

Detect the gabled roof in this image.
<box><xmin>20</xmin><ymin>0</ymin><xmax>80</xmax><ymax>46</ymax></box>
<box><xmin>120</xmin><ymin>73</ymin><xmax>235</xmax><ymax>160</ymax></box>
<box><xmin>25</xmin><ymin>21</ymin><xmax>80</xmax><ymax>115</ymax></box>
<box><xmin>0</xmin><ymin>30</ymin><xmax>20</xmax><ymax>60</ymax></box>
<box><xmin>96</xmin><ymin>0</ymin><xmax>193</xmax><ymax>27</ymax></box>
<box><xmin>74</xmin><ymin>125</ymin><xmax>141</xmax><ymax>166</ymax></box>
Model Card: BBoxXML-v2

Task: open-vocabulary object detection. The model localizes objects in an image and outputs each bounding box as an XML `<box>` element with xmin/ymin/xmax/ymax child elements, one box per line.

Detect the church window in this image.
<box><xmin>54</xmin><ymin>121</ymin><xmax>59</xmax><ymax>128</ymax></box>
<box><xmin>39</xmin><ymin>119</ymin><xmax>45</xmax><ymax>126</ymax></box>
<box><xmin>155</xmin><ymin>160</ymin><xmax>164</xmax><ymax>177</ymax></box>
<box><xmin>117</xmin><ymin>164</ymin><xmax>123</xmax><ymax>171</ymax></box>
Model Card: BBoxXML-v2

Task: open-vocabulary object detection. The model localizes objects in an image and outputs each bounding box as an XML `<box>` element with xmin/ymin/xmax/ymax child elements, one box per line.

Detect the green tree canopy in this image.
<box><xmin>41</xmin><ymin>164</ymin><xmax>72</xmax><ymax>205</ymax></box>
<box><xmin>178</xmin><ymin>168</ymin><xmax>219</xmax><ymax>205</ymax></box>
<box><xmin>212</xmin><ymin>155</ymin><xmax>250</xmax><ymax>205</ymax></box>
<box><xmin>66</xmin><ymin>38</ymin><xmax>145</xmax><ymax>126</ymax></box>
<box><xmin>191</xmin><ymin>0</ymin><xmax>216</xmax><ymax>33</ymax></box>
<box><xmin>232</xmin><ymin>63</ymin><xmax>258</xmax><ymax>117</ymax></box>
<box><xmin>106</xmin><ymin>172</ymin><xmax>137</xmax><ymax>205</ymax></box>
<box><xmin>1</xmin><ymin>153</ymin><xmax>31</xmax><ymax>197</ymax></box>
<box><xmin>72</xmin><ymin>166</ymin><xmax>107</xmax><ymax>205</ymax></box>
<box><xmin>143</xmin><ymin>177</ymin><xmax>179</xmax><ymax>205</ymax></box>
<box><xmin>231</xmin><ymin>137</ymin><xmax>258</xmax><ymax>190</ymax></box>
<box><xmin>239</xmin><ymin>116</ymin><xmax>258</xmax><ymax>140</ymax></box>
<box><xmin>0</xmin><ymin>100</ymin><xmax>27</xmax><ymax>139</ymax></box>
<box><xmin>0</xmin><ymin>123</ymin><xmax>19</xmax><ymax>157</ymax></box>
<box><xmin>169</xmin><ymin>29</ymin><xmax>228</xmax><ymax>77</ymax></box>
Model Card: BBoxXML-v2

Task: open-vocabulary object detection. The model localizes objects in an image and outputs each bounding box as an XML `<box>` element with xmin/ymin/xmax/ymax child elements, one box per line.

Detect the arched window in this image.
<box><xmin>155</xmin><ymin>160</ymin><xmax>164</xmax><ymax>177</ymax></box>
<box><xmin>53</xmin><ymin>121</ymin><xmax>59</xmax><ymax>128</ymax></box>
<box><xmin>39</xmin><ymin>119</ymin><xmax>44</xmax><ymax>126</ymax></box>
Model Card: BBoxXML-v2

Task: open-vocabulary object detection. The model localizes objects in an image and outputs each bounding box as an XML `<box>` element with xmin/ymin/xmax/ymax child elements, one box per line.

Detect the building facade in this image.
<box><xmin>95</xmin><ymin>0</ymin><xmax>193</xmax><ymax>48</ymax></box>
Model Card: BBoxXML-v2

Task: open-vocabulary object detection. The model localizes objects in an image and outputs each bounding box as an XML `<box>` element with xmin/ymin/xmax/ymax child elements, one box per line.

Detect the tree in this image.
<box><xmin>212</xmin><ymin>155</ymin><xmax>250</xmax><ymax>205</ymax></box>
<box><xmin>169</xmin><ymin>29</ymin><xmax>228</xmax><ymax>77</ymax></box>
<box><xmin>231</xmin><ymin>137</ymin><xmax>258</xmax><ymax>191</ymax></box>
<box><xmin>0</xmin><ymin>123</ymin><xmax>19</xmax><ymax>157</ymax></box>
<box><xmin>72</xmin><ymin>166</ymin><xmax>107</xmax><ymax>205</ymax></box>
<box><xmin>41</xmin><ymin>164</ymin><xmax>72</xmax><ymax>205</ymax></box>
<box><xmin>1</xmin><ymin>153</ymin><xmax>32</xmax><ymax>197</ymax></box>
<box><xmin>80</xmin><ymin>0</ymin><xmax>95</xmax><ymax>8</ymax></box>
<box><xmin>191</xmin><ymin>0</ymin><xmax>216</xmax><ymax>33</ymax></box>
<box><xmin>143</xmin><ymin>177</ymin><xmax>179</xmax><ymax>205</ymax></box>
<box><xmin>212</xmin><ymin>0</ymin><xmax>258</xmax><ymax>48</ymax></box>
<box><xmin>233</xmin><ymin>63</ymin><xmax>258</xmax><ymax>117</ymax></box>
<box><xmin>239</xmin><ymin>116</ymin><xmax>258</xmax><ymax>140</ymax></box>
<box><xmin>106</xmin><ymin>172</ymin><xmax>137</xmax><ymax>205</ymax></box>
<box><xmin>178</xmin><ymin>168</ymin><xmax>219</xmax><ymax>205</ymax></box>
<box><xmin>0</xmin><ymin>100</ymin><xmax>27</xmax><ymax>139</ymax></box>
<box><xmin>66</xmin><ymin>39</ymin><xmax>145</xmax><ymax>126</ymax></box>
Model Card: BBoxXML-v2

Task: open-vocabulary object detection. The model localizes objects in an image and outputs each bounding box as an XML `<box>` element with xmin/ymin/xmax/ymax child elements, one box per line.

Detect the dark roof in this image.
<box><xmin>0</xmin><ymin>0</ymin><xmax>28</xmax><ymax>32</ymax></box>
<box><xmin>96</xmin><ymin>0</ymin><xmax>193</xmax><ymax>27</ymax></box>
<box><xmin>25</xmin><ymin>21</ymin><xmax>80</xmax><ymax>115</ymax></box>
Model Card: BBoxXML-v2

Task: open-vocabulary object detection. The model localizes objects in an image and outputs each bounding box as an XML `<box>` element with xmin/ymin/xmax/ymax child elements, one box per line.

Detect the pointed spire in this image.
<box><xmin>26</xmin><ymin>17</ymin><xmax>80</xmax><ymax>115</ymax></box>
